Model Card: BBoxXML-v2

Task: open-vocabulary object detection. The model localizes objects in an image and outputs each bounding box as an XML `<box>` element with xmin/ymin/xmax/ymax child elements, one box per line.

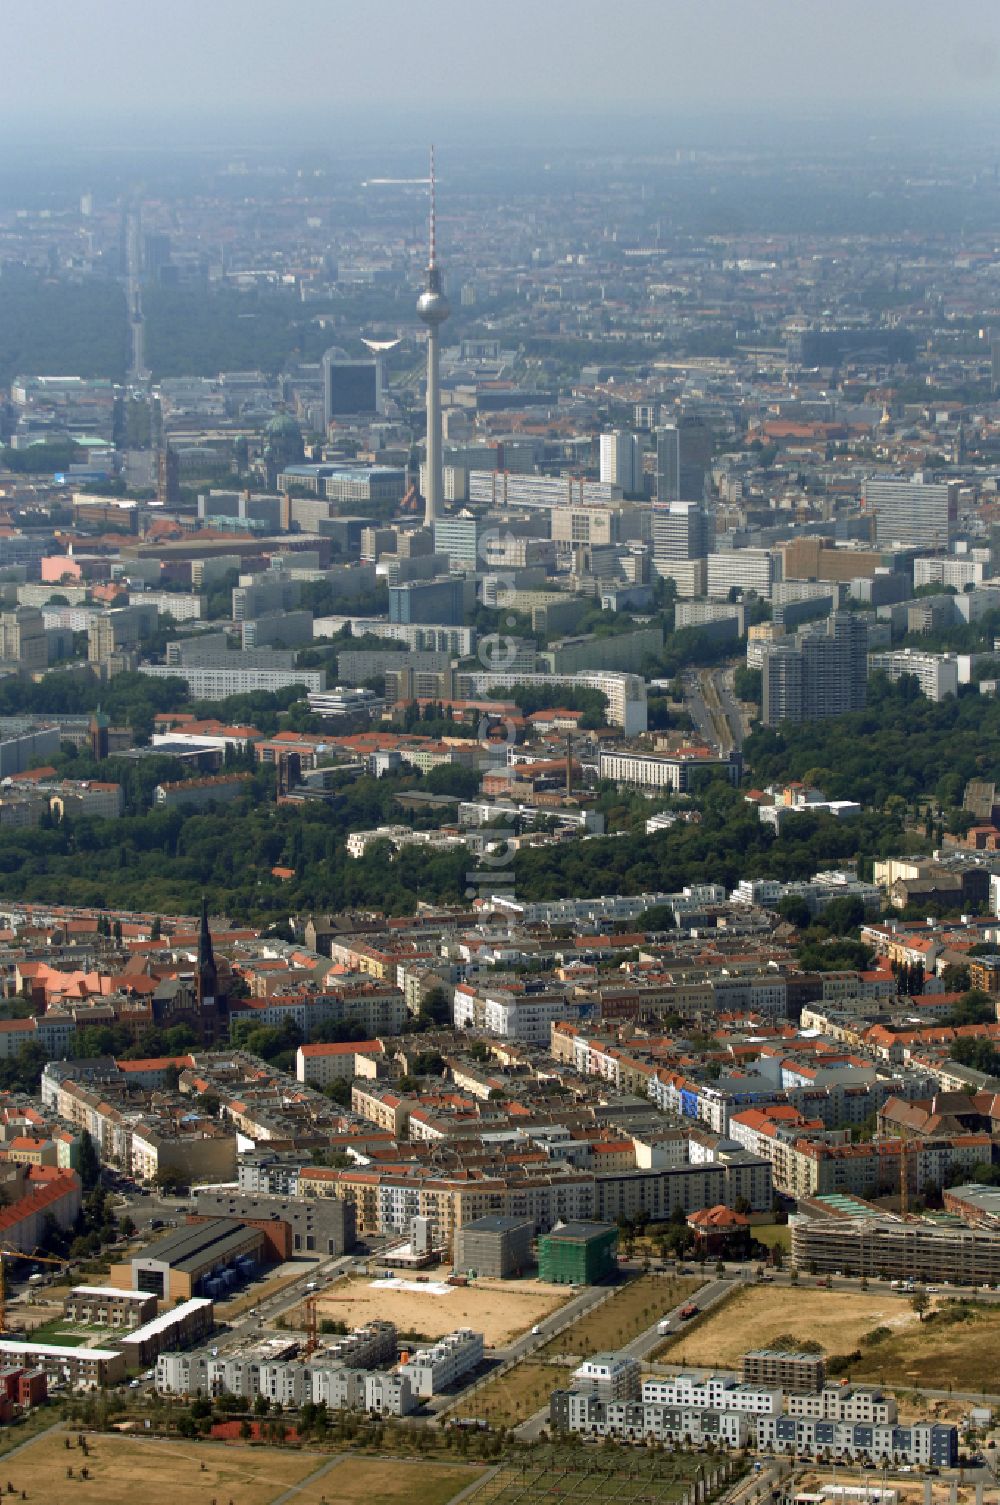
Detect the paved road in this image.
<box><xmin>714</xmin><ymin>668</ymin><xmax>747</xmax><ymax>750</ymax></box>
<box><xmin>621</xmin><ymin>1275</ymin><xmax>732</xmax><ymax>1360</ymax></box>
<box><xmin>271</xmin><ymin>1453</ymin><xmax>345</xmax><ymax>1504</ymax></box>
<box><xmin>684</xmin><ymin>672</ymin><xmax>720</xmax><ymax>748</ymax></box>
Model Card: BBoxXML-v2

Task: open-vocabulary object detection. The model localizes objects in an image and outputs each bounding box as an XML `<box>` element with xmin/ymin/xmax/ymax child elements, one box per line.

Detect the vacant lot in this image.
<box><xmin>293</xmin><ymin>1456</ymin><xmax>482</xmax><ymax>1505</ymax></box>
<box><xmin>452</xmin><ymin>1360</ymin><xmax>570</xmax><ymax>1426</ymax></box>
<box><xmin>303</xmin><ymin>1271</ymin><xmax>569</xmax><ymax>1347</ymax></box>
<box><xmin>656</xmin><ymin>1284</ymin><xmax>922</xmax><ymax>1367</ymax></box>
<box><xmin>538</xmin><ymin>1274</ymin><xmax>703</xmax><ymax>1358</ymax></box>
<box><xmin>842</xmin><ymin>1301</ymin><xmax>1000</xmax><ymax>1394</ymax></box>
<box><xmin>0</xmin><ymin>1429</ymin><xmax>318</xmax><ymax>1505</ymax></box>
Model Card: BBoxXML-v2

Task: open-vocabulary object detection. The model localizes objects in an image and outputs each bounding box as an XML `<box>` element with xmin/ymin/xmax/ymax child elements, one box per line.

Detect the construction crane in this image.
<box><xmin>0</xmin><ymin>1246</ymin><xmax>69</xmax><ymax>1335</ymax></box>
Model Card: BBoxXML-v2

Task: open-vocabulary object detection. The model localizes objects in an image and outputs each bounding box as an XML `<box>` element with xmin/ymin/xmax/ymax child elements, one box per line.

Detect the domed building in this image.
<box><xmin>264</xmin><ymin>412</ymin><xmax>305</xmax><ymax>469</ymax></box>
<box><xmin>260</xmin><ymin>412</ymin><xmax>305</xmax><ymax>488</ymax></box>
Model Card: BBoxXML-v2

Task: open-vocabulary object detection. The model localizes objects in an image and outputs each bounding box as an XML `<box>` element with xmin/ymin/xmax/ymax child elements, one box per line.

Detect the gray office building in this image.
<box><xmin>863</xmin><ymin>478</ymin><xmax>957</xmax><ymax>550</ymax></box>
<box><xmin>652</xmin><ymin>501</ymin><xmax>711</xmax><ymax>563</ymax></box>
<box><xmin>454</xmin><ymin>1216</ymin><xmax>534</xmax><ymax>1278</ymax></box>
<box><xmin>655</xmin><ymin>427</ymin><xmax>680</xmax><ymax>503</ymax></box>
<box><xmin>322</xmin><ymin>352</ymin><xmax>380</xmax><ymax>427</ymax></box>
<box><xmin>677</xmin><ymin>414</ymin><xmax>713</xmax><ymax>501</ymax></box>
<box><xmin>195</xmin><ymin>1191</ymin><xmax>356</xmax><ymax>1257</ymax></box>
<box><xmin>389</xmin><ymin>576</ymin><xmax>465</xmax><ymax>625</ymax></box>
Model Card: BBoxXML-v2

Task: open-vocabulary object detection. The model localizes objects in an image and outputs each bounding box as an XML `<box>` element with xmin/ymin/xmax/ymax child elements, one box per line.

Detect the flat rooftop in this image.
<box><xmin>68</xmin><ymin>1286</ymin><xmax>153</xmax><ymax>1301</ymax></box>
<box><xmin>461</xmin><ymin>1215</ymin><xmax>533</xmax><ymax>1234</ymax></box>
<box><xmin>541</xmin><ymin>1220</ymin><xmax>615</xmax><ymax>1242</ymax></box>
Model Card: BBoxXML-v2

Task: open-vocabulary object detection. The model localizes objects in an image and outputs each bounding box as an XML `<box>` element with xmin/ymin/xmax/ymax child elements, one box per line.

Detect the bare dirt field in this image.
<box><xmin>292</xmin><ymin>1456</ymin><xmax>483</xmax><ymax>1505</ymax></box>
<box><xmin>304</xmin><ymin>1268</ymin><xmax>571</xmax><ymax>1347</ymax></box>
<box><xmin>656</xmin><ymin>1285</ymin><xmax>923</xmax><ymax>1368</ymax></box>
<box><xmin>0</xmin><ymin>1428</ymin><xmax>319</xmax><ymax>1505</ymax></box>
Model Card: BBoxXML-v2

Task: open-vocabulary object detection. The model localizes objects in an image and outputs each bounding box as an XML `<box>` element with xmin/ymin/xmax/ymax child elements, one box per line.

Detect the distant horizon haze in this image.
<box><xmin>3</xmin><ymin>0</ymin><xmax>999</xmax><ymax>150</ymax></box>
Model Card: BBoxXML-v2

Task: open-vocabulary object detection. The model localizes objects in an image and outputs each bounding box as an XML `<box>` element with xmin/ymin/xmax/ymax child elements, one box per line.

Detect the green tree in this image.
<box><xmin>77</xmin><ymin>1130</ymin><xmax>101</xmax><ymax>1192</ymax></box>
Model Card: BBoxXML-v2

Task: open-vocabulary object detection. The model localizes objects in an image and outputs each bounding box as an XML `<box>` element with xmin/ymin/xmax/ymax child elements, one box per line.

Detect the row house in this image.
<box><xmin>784</xmin><ymin>1131</ymin><xmax>993</xmax><ymax>1200</ymax></box>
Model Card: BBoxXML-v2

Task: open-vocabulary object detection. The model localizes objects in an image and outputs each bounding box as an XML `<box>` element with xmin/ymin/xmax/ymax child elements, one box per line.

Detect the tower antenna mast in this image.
<box><xmin>416</xmin><ymin>144</ymin><xmax>450</xmax><ymax>529</ymax></box>
<box><xmin>429</xmin><ymin>144</ymin><xmax>437</xmax><ymax>269</ymax></box>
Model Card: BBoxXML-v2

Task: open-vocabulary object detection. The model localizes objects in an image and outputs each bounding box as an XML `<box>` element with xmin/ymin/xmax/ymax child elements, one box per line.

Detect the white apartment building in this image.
<box><xmin>867</xmin><ymin>649</ymin><xmax>959</xmax><ymax>701</ymax></box>
<box><xmin>129</xmin><ymin>590</ymin><xmax>205</xmax><ymax>620</ymax></box>
<box><xmin>641</xmin><ymin>1374</ymin><xmax>782</xmax><ymax>1415</ymax></box>
<box><xmin>598</xmin><ymin>748</ymin><xmax>740</xmax><ymax>793</ymax></box>
<box><xmin>913</xmin><ymin>557</ymin><xmax>990</xmax><ymax>591</ymax></box>
<box><xmin>572</xmin><ymin>1353</ymin><xmax>641</xmax><ymax>1402</ymax></box>
<box><xmin>399</xmin><ymin>1328</ymin><xmax>484</xmax><ymax>1397</ymax></box>
<box><xmin>786</xmin><ymin>1385</ymin><xmax>896</xmax><ymax>1423</ymax></box>
<box><xmin>139</xmin><ymin>664</ymin><xmax>326</xmax><ymax>696</ymax></box>
<box><xmin>460</xmin><ymin>669</ymin><xmax>647</xmax><ymax>735</ymax></box>
<box><xmin>706</xmin><ymin>549</ymin><xmax>775</xmax><ymax>599</ymax></box>
<box><xmin>364</xmin><ymin>1371</ymin><xmax>413</xmax><ymax>1415</ymax></box>
<box><xmin>295</xmin><ymin>1040</ymin><xmax>384</xmax><ymax>1087</ymax></box>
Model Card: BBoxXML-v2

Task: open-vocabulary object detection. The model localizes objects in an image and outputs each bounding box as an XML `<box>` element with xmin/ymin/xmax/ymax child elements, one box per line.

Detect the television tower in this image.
<box><xmin>416</xmin><ymin>146</ymin><xmax>450</xmax><ymax>528</ymax></box>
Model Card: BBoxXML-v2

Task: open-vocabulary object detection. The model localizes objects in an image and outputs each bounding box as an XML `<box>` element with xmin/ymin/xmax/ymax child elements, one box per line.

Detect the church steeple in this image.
<box><xmin>196</xmin><ymin>894</ymin><xmax>218</xmax><ymax>1006</ymax></box>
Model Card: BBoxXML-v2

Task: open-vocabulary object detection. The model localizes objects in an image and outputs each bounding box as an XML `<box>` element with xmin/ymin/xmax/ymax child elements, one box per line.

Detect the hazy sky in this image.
<box><xmin>6</xmin><ymin>0</ymin><xmax>1000</xmax><ymax>140</ymax></box>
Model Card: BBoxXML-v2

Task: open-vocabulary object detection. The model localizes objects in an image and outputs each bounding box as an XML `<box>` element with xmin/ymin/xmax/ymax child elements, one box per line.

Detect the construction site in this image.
<box><xmin>292</xmin><ymin>1268</ymin><xmax>570</xmax><ymax>1348</ymax></box>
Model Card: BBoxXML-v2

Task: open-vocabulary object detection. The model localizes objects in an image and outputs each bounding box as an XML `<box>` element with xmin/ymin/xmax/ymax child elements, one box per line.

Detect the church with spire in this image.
<box><xmin>151</xmin><ymin>896</ymin><xmax>229</xmax><ymax>1044</ymax></box>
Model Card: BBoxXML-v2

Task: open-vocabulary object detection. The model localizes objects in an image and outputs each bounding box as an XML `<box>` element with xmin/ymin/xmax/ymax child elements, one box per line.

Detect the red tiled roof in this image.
<box><xmin>0</xmin><ymin>1172</ymin><xmax>78</xmax><ymax>1238</ymax></box>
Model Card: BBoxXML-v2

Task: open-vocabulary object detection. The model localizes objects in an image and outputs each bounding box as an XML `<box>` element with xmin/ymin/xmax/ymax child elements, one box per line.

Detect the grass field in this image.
<box><xmin>20</xmin><ymin>1319</ymin><xmax>91</xmax><ymax>1346</ymax></box>
<box><xmin>292</xmin><ymin>1456</ymin><xmax>482</xmax><ymax>1505</ymax></box>
<box><xmin>301</xmin><ymin>1270</ymin><xmax>570</xmax><ymax>1347</ymax></box>
<box><xmin>464</xmin><ymin>1447</ymin><xmax>727</xmax><ymax>1505</ymax></box>
<box><xmin>537</xmin><ymin>1275</ymin><xmax>703</xmax><ymax>1359</ymax></box>
<box><xmin>751</xmin><ymin>1223</ymin><xmax>791</xmax><ymax>1251</ymax></box>
<box><xmin>0</xmin><ymin>1429</ymin><xmax>320</xmax><ymax>1505</ymax></box>
<box><xmin>654</xmin><ymin>1285</ymin><xmax>922</xmax><ymax>1367</ymax></box>
<box><xmin>451</xmin><ymin>1361</ymin><xmax>569</xmax><ymax>1426</ymax></box>
<box><xmin>836</xmin><ymin>1300</ymin><xmax>1000</xmax><ymax>1395</ymax></box>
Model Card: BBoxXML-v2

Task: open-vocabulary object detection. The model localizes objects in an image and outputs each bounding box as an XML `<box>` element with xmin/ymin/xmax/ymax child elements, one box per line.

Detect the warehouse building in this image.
<box><xmin>454</xmin><ymin>1215</ymin><xmax>533</xmax><ymax>1278</ymax></box>
<box><xmin>537</xmin><ymin>1220</ymin><xmax>618</xmax><ymax>1285</ymax></box>
<box><xmin>127</xmin><ymin>1217</ymin><xmax>266</xmax><ymax>1302</ymax></box>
